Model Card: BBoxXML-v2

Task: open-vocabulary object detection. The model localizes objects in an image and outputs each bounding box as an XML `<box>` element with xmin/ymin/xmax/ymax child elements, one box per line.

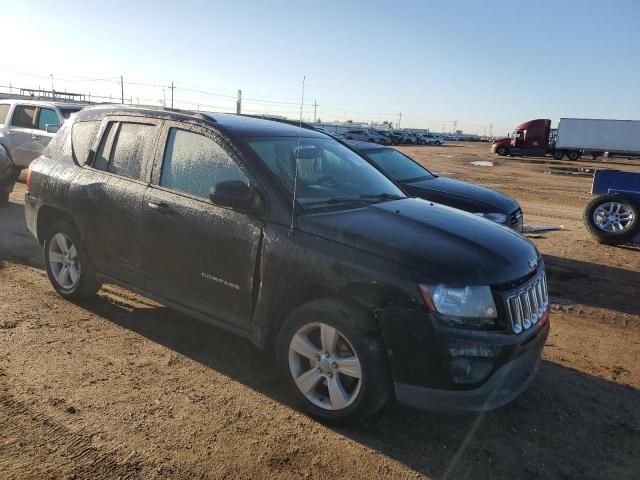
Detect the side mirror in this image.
<box><xmin>45</xmin><ymin>124</ymin><xmax>60</xmax><ymax>134</ymax></box>
<box><xmin>209</xmin><ymin>180</ymin><xmax>259</xmax><ymax>213</ymax></box>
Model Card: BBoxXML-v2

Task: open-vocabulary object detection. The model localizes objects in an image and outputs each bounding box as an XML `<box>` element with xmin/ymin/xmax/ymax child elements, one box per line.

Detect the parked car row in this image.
<box><xmin>24</xmin><ymin>105</ymin><xmax>548</xmax><ymax>425</ymax></box>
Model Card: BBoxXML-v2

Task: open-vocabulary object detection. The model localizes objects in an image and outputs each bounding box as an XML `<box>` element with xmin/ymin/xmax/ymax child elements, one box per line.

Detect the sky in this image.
<box><xmin>1</xmin><ymin>0</ymin><xmax>639</xmax><ymax>135</ymax></box>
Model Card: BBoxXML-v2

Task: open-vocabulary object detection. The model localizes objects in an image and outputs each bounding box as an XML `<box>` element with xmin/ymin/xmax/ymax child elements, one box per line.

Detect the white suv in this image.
<box><xmin>0</xmin><ymin>99</ymin><xmax>84</xmax><ymax>204</ymax></box>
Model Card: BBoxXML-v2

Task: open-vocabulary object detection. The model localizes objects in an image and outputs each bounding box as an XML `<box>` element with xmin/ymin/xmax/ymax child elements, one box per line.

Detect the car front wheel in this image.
<box><xmin>277</xmin><ymin>299</ymin><xmax>390</xmax><ymax>425</ymax></box>
<box><xmin>44</xmin><ymin>220</ymin><xmax>101</xmax><ymax>299</ymax></box>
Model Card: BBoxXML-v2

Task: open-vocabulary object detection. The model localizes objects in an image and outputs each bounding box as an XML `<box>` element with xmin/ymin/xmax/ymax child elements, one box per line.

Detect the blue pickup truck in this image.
<box><xmin>584</xmin><ymin>169</ymin><xmax>640</xmax><ymax>245</ymax></box>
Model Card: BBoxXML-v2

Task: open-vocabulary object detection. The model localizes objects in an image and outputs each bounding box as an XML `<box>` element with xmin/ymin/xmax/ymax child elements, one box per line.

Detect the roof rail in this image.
<box><xmin>241</xmin><ymin>114</ymin><xmax>316</xmax><ymax>131</ymax></box>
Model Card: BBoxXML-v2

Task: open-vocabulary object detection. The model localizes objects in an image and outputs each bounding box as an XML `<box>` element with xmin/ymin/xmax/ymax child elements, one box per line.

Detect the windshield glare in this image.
<box><xmin>365</xmin><ymin>148</ymin><xmax>434</xmax><ymax>182</ymax></box>
<box><xmin>247</xmin><ymin>137</ymin><xmax>405</xmax><ymax>210</ymax></box>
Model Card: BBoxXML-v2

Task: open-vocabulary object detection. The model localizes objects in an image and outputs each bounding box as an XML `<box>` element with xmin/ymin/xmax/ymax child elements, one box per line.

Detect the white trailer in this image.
<box><xmin>556</xmin><ymin>118</ymin><xmax>640</xmax><ymax>159</ymax></box>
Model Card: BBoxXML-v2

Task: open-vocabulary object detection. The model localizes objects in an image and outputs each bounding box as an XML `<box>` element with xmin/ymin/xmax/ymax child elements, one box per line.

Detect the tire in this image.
<box><xmin>44</xmin><ymin>220</ymin><xmax>101</xmax><ymax>299</ymax></box>
<box><xmin>496</xmin><ymin>146</ymin><xmax>508</xmax><ymax>156</ymax></box>
<box><xmin>367</xmin><ymin>138</ymin><xmax>376</xmax><ymax>143</ymax></box>
<box><xmin>584</xmin><ymin>194</ymin><xmax>640</xmax><ymax>245</ymax></box>
<box><xmin>567</xmin><ymin>151</ymin><xmax>580</xmax><ymax>161</ymax></box>
<box><xmin>277</xmin><ymin>299</ymin><xmax>391</xmax><ymax>425</ymax></box>
<box><xmin>435</xmin><ymin>141</ymin><xmax>441</xmax><ymax>145</ymax></box>
<box><xmin>553</xmin><ymin>151</ymin><xmax>564</xmax><ymax>160</ymax></box>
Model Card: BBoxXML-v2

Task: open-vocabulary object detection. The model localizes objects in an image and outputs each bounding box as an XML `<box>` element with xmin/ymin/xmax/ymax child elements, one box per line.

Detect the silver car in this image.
<box><xmin>0</xmin><ymin>99</ymin><xmax>83</xmax><ymax>204</ymax></box>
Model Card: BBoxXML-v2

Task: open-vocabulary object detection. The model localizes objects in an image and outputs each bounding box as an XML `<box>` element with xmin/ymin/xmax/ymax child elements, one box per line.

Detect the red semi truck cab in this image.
<box><xmin>491</xmin><ymin>119</ymin><xmax>551</xmax><ymax>157</ymax></box>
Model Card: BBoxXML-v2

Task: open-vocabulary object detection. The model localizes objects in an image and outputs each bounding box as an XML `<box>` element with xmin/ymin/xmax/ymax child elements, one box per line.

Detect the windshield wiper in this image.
<box><xmin>304</xmin><ymin>197</ymin><xmax>370</xmax><ymax>208</ymax></box>
<box><xmin>359</xmin><ymin>193</ymin><xmax>406</xmax><ymax>201</ymax></box>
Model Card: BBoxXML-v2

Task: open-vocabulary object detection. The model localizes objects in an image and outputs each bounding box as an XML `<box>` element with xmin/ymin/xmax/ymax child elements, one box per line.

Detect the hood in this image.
<box><xmin>298</xmin><ymin>198</ymin><xmax>538</xmax><ymax>286</ymax></box>
<box><xmin>492</xmin><ymin>137</ymin><xmax>510</xmax><ymax>145</ymax></box>
<box><xmin>403</xmin><ymin>176</ymin><xmax>519</xmax><ymax>214</ymax></box>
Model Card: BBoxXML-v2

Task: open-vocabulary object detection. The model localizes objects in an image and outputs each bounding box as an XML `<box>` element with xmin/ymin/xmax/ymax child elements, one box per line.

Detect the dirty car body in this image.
<box><xmin>24</xmin><ymin>107</ymin><xmax>549</xmax><ymax>422</ymax></box>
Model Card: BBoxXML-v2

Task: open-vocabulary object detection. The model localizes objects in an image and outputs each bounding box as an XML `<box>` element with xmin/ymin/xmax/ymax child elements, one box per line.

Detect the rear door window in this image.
<box><xmin>0</xmin><ymin>104</ymin><xmax>10</xmax><ymax>125</ymax></box>
<box><xmin>11</xmin><ymin>105</ymin><xmax>37</xmax><ymax>128</ymax></box>
<box><xmin>109</xmin><ymin>123</ymin><xmax>153</xmax><ymax>179</ymax></box>
<box><xmin>160</xmin><ymin>128</ymin><xmax>248</xmax><ymax>199</ymax></box>
<box><xmin>93</xmin><ymin>121</ymin><xmax>154</xmax><ymax>180</ymax></box>
<box><xmin>37</xmin><ymin>108</ymin><xmax>60</xmax><ymax>131</ymax></box>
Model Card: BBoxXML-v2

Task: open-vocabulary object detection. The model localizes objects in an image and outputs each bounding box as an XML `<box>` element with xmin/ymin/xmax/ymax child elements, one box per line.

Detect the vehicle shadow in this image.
<box><xmin>80</xmin><ymin>294</ymin><xmax>640</xmax><ymax>480</ymax></box>
<box><xmin>0</xmin><ymin>200</ymin><xmax>43</xmax><ymax>269</ymax></box>
<box><xmin>543</xmin><ymin>254</ymin><xmax>640</xmax><ymax>315</ymax></box>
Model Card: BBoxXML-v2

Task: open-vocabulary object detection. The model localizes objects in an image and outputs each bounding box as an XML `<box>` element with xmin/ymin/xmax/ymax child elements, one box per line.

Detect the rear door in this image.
<box><xmin>70</xmin><ymin>116</ymin><xmax>161</xmax><ymax>287</ymax></box>
<box><xmin>141</xmin><ymin>121</ymin><xmax>264</xmax><ymax>330</ymax></box>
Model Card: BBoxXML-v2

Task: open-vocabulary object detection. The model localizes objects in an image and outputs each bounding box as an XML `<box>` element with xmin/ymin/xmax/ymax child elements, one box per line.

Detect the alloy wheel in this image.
<box><xmin>288</xmin><ymin>322</ymin><xmax>362</xmax><ymax>411</ymax></box>
<box><xmin>592</xmin><ymin>202</ymin><xmax>634</xmax><ymax>233</ymax></box>
<box><xmin>48</xmin><ymin>233</ymin><xmax>81</xmax><ymax>289</ymax></box>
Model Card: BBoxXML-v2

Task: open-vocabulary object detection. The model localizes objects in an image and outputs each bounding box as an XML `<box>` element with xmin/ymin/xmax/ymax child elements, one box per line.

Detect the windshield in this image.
<box><xmin>247</xmin><ymin>136</ymin><xmax>405</xmax><ymax>211</ymax></box>
<box><xmin>364</xmin><ymin>148</ymin><xmax>434</xmax><ymax>182</ymax></box>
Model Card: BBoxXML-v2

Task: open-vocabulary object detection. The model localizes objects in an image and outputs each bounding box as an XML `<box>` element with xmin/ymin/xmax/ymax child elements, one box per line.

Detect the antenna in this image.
<box><xmin>289</xmin><ymin>75</ymin><xmax>306</xmax><ymax>232</ymax></box>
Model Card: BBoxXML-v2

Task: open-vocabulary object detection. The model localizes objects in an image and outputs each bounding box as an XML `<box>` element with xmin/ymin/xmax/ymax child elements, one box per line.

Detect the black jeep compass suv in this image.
<box><xmin>24</xmin><ymin>106</ymin><xmax>549</xmax><ymax>424</ymax></box>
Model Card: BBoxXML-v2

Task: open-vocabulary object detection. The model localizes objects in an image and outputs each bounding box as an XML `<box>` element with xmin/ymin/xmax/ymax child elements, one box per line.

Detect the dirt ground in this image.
<box><xmin>1</xmin><ymin>143</ymin><xmax>639</xmax><ymax>479</ymax></box>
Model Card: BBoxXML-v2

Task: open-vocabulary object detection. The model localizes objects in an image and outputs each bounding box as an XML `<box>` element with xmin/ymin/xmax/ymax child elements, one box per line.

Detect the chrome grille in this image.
<box><xmin>506</xmin><ymin>272</ymin><xmax>548</xmax><ymax>334</ymax></box>
<box><xmin>509</xmin><ymin>208</ymin><xmax>523</xmax><ymax>227</ymax></box>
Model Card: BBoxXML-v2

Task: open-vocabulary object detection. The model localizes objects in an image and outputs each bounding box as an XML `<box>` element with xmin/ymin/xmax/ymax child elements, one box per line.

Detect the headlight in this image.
<box><xmin>474</xmin><ymin>212</ymin><xmax>508</xmax><ymax>224</ymax></box>
<box><xmin>419</xmin><ymin>284</ymin><xmax>497</xmax><ymax>329</ymax></box>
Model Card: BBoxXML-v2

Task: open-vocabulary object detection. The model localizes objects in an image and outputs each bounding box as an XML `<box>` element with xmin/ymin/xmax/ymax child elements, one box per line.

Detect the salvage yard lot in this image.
<box><xmin>1</xmin><ymin>142</ymin><xmax>639</xmax><ymax>479</ymax></box>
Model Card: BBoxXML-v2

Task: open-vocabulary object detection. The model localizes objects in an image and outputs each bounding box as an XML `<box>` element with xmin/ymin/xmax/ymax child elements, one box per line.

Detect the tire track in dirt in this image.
<box><xmin>0</xmin><ymin>373</ymin><xmax>143</xmax><ymax>480</ymax></box>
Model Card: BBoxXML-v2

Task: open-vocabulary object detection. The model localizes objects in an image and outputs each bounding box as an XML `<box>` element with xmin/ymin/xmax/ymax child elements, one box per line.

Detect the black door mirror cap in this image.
<box><xmin>209</xmin><ymin>180</ymin><xmax>259</xmax><ymax>213</ymax></box>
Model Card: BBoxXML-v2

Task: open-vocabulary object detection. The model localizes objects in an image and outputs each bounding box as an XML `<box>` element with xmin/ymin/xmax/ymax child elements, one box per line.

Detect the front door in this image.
<box><xmin>141</xmin><ymin>122</ymin><xmax>263</xmax><ymax>330</ymax></box>
<box><xmin>30</xmin><ymin>107</ymin><xmax>60</xmax><ymax>158</ymax></box>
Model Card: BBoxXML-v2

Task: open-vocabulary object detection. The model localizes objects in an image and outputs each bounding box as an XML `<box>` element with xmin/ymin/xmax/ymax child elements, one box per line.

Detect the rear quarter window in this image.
<box><xmin>43</xmin><ymin>122</ymin><xmax>74</xmax><ymax>164</ymax></box>
<box><xmin>71</xmin><ymin>120</ymin><xmax>100</xmax><ymax>164</ymax></box>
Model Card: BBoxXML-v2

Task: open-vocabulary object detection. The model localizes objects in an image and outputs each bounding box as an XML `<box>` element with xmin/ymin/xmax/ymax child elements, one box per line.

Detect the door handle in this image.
<box><xmin>148</xmin><ymin>201</ymin><xmax>174</xmax><ymax>214</ymax></box>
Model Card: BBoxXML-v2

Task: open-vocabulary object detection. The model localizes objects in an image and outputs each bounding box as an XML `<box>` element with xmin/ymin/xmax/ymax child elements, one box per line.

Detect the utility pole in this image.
<box><xmin>398</xmin><ymin>112</ymin><xmax>402</xmax><ymax>129</ymax></box>
<box><xmin>313</xmin><ymin>100</ymin><xmax>317</xmax><ymax>123</ymax></box>
<box><xmin>453</xmin><ymin>119</ymin><xmax>458</xmax><ymax>133</ymax></box>
<box><xmin>120</xmin><ymin>76</ymin><xmax>124</xmax><ymax>104</ymax></box>
<box><xmin>50</xmin><ymin>74</ymin><xmax>54</xmax><ymax>92</ymax></box>
<box><xmin>489</xmin><ymin>124</ymin><xmax>494</xmax><ymax>137</ymax></box>
<box><xmin>236</xmin><ymin>89</ymin><xmax>242</xmax><ymax>114</ymax></box>
<box><xmin>8</xmin><ymin>82</ymin><xmax>12</xmax><ymax>94</ymax></box>
<box><xmin>169</xmin><ymin>81</ymin><xmax>175</xmax><ymax>109</ymax></box>
<box><xmin>162</xmin><ymin>88</ymin><xmax>166</xmax><ymax>106</ymax></box>
<box><xmin>484</xmin><ymin>126</ymin><xmax>487</xmax><ymax>136</ymax></box>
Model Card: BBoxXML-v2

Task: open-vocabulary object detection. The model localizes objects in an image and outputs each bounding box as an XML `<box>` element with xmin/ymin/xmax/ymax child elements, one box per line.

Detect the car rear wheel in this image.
<box><xmin>553</xmin><ymin>151</ymin><xmax>564</xmax><ymax>160</ymax></box>
<box><xmin>584</xmin><ymin>195</ymin><xmax>640</xmax><ymax>245</ymax></box>
<box><xmin>44</xmin><ymin>220</ymin><xmax>101</xmax><ymax>299</ymax></box>
<box><xmin>277</xmin><ymin>299</ymin><xmax>390</xmax><ymax>425</ymax></box>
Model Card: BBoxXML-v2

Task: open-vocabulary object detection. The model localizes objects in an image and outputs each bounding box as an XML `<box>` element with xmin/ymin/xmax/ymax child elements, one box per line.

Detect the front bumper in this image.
<box><xmin>378</xmin><ymin>305</ymin><xmax>550</xmax><ymax>413</ymax></box>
